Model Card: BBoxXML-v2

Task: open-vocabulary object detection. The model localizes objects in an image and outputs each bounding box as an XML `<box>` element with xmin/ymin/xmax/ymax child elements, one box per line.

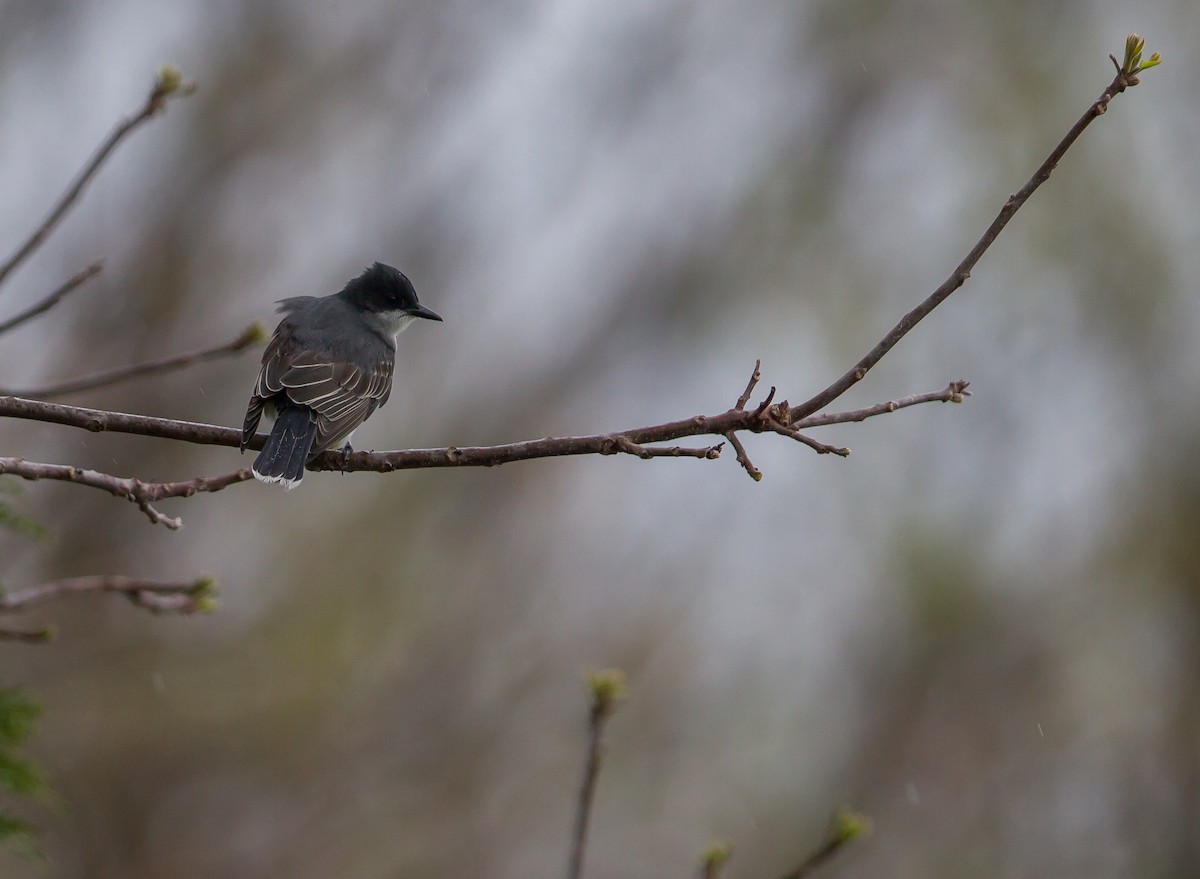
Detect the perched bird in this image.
<box><xmin>241</xmin><ymin>262</ymin><xmax>442</xmax><ymax>488</ymax></box>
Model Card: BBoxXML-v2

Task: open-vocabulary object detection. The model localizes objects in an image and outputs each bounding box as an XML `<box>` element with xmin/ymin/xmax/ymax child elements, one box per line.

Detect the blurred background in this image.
<box><xmin>0</xmin><ymin>0</ymin><xmax>1196</xmax><ymax>876</ymax></box>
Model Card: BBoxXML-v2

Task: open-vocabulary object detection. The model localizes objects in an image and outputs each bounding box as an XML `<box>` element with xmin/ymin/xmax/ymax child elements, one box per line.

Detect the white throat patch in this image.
<box><xmin>366</xmin><ymin>309</ymin><xmax>418</xmax><ymax>339</ymax></box>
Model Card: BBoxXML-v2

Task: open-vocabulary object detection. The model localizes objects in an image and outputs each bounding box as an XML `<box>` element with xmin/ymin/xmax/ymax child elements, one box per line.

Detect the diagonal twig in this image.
<box><xmin>0</xmin><ymin>322</ymin><xmax>266</xmax><ymax>400</ymax></box>
<box><xmin>735</xmin><ymin>360</ymin><xmax>763</xmax><ymax>410</ymax></box>
<box><xmin>787</xmin><ymin>59</ymin><xmax>1154</xmax><ymax>425</ymax></box>
<box><xmin>0</xmin><ymin>68</ymin><xmax>194</xmax><ymax>292</ymax></box>
<box><xmin>0</xmin><ymin>457</ymin><xmax>253</xmax><ymax>529</ymax></box>
<box><xmin>0</xmin><ymin>261</ymin><xmax>104</xmax><ymax>335</ymax></box>
<box><xmin>775</xmin><ymin>808</ymin><xmax>871</xmax><ymax>879</ymax></box>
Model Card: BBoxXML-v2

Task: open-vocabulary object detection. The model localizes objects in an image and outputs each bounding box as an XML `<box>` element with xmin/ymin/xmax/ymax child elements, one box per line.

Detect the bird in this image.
<box><xmin>241</xmin><ymin>262</ymin><xmax>442</xmax><ymax>488</ymax></box>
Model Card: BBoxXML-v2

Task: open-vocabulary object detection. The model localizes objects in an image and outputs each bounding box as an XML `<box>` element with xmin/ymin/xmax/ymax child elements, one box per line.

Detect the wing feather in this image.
<box><xmin>244</xmin><ymin>303</ymin><xmax>396</xmax><ymax>456</ymax></box>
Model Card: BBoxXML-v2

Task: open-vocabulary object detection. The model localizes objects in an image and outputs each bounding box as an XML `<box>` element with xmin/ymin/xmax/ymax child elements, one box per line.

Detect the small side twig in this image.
<box><xmin>2</xmin><ymin>322</ymin><xmax>266</xmax><ymax>400</ymax></box>
<box><xmin>0</xmin><ymin>261</ymin><xmax>104</xmax><ymax>335</ymax></box>
<box><xmin>775</xmin><ymin>808</ymin><xmax>871</xmax><ymax>879</ymax></box>
<box><xmin>0</xmin><ymin>576</ymin><xmax>216</xmax><ymax>638</ymax></box>
<box><xmin>765</xmin><ymin>421</ymin><xmax>851</xmax><ymax>457</ymax></box>
<box><xmin>0</xmin><ymin>626</ymin><xmax>55</xmax><ymax>643</ymax></box>
<box><xmin>0</xmin><ymin>457</ymin><xmax>253</xmax><ymax>529</ymax></box>
<box><xmin>725</xmin><ymin>431</ymin><xmax>761</xmax><ymax>481</ymax></box>
<box><xmin>794</xmin><ymin>381</ymin><xmax>970</xmax><ymax>429</ymax></box>
<box><xmin>605</xmin><ymin>436</ymin><xmax>723</xmax><ymax>460</ymax></box>
<box><xmin>567</xmin><ymin>669</ymin><xmax>626</xmax><ymax>879</ymax></box>
<box><xmin>0</xmin><ymin>67</ymin><xmax>195</xmax><ymax>292</ymax></box>
<box><xmin>735</xmin><ymin>359</ymin><xmax>763</xmax><ymax>410</ymax></box>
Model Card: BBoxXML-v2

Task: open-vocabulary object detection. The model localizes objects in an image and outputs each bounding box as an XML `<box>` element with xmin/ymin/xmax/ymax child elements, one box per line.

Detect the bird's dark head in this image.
<box><xmin>341</xmin><ymin>262</ymin><xmax>442</xmax><ymax>335</ymax></box>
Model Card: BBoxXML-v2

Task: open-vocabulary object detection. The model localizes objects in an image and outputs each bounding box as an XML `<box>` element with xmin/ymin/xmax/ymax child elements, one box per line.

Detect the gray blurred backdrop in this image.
<box><xmin>0</xmin><ymin>1</ymin><xmax>1197</xmax><ymax>877</ymax></box>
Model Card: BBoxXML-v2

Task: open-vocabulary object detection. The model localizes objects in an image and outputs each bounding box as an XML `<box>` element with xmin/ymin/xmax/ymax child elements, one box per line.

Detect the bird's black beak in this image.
<box><xmin>408</xmin><ymin>304</ymin><xmax>442</xmax><ymax>322</ymax></box>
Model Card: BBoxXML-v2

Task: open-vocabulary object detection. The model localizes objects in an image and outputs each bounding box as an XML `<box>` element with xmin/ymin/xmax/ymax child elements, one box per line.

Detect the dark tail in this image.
<box><xmin>252</xmin><ymin>407</ymin><xmax>318</xmax><ymax>490</ymax></box>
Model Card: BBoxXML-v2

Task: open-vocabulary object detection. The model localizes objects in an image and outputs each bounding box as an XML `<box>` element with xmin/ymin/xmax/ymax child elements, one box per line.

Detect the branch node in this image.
<box><xmin>614</xmin><ymin>436</ymin><xmax>653</xmax><ymax>459</ymax></box>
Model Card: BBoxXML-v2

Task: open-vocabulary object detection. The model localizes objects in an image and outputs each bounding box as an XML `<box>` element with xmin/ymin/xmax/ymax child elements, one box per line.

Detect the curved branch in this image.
<box><xmin>0</xmin><ymin>457</ymin><xmax>252</xmax><ymax>529</ymax></box>
<box><xmin>0</xmin><ymin>69</ymin><xmax>194</xmax><ymax>292</ymax></box>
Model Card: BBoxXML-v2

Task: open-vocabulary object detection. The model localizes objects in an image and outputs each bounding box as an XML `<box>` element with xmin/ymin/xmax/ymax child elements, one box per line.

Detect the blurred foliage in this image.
<box><xmin>0</xmin><ymin>480</ymin><xmax>48</xmax><ymax>543</ymax></box>
<box><xmin>0</xmin><ymin>685</ymin><xmax>47</xmax><ymax>862</ymax></box>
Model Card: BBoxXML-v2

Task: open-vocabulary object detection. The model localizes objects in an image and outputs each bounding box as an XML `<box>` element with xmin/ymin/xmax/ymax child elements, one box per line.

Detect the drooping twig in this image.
<box><xmin>0</xmin><ymin>457</ymin><xmax>253</xmax><ymax>529</ymax></box>
<box><xmin>725</xmin><ymin>431</ymin><xmax>761</xmax><ymax>481</ymax></box>
<box><xmin>1</xmin><ymin>322</ymin><xmax>266</xmax><ymax>400</ymax></box>
<box><xmin>567</xmin><ymin>669</ymin><xmax>626</xmax><ymax>879</ymax></box>
<box><xmin>0</xmin><ymin>261</ymin><xmax>104</xmax><ymax>335</ymax></box>
<box><xmin>0</xmin><ymin>68</ymin><xmax>194</xmax><ymax>292</ymax></box>
<box><xmin>787</xmin><ymin>44</ymin><xmax>1158</xmax><ymax>425</ymax></box>
<box><xmin>735</xmin><ymin>360</ymin><xmax>763</xmax><ymax>410</ymax></box>
<box><xmin>0</xmin><ymin>575</ymin><xmax>216</xmax><ymax>619</ymax></box>
<box><xmin>774</xmin><ymin>808</ymin><xmax>871</xmax><ymax>879</ymax></box>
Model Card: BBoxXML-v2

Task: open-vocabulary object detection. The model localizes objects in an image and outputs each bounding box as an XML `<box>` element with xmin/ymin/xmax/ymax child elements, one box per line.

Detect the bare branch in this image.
<box><xmin>0</xmin><ymin>457</ymin><xmax>252</xmax><ymax>529</ymax></box>
<box><xmin>0</xmin><ymin>51</ymin><xmax>1155</xmax><ymax>486</ymax></box>
<box><xmin>725</xmin><ymin>431</ymin><xmax>761</xmax><ymax>481</ymax></box>
<box><xmin>0</xmin><ymin>395</ymin><xmax>255</xmax><ymax>447</ymax></box>
<box><xmin>769</xmin><ymin>424</ymin><xmax>850</xmax><ymax>457</ymax></box>
<box><xmin>0</xmin><ymin>575</ymin><xmax>216</xmax><ymax>615</ymax></box>
<box><xmin>788</xmin><ymin>67</ymin><xmax>1147</xmax><ymax>424</ymax></box>
<box><xmin>794</xmin><ymin>381</ymin><xmax>970</xmax><ymax>429</ymax></box>
<box><xmin>735</xmin><ymin>359</ymin><xmax>762</xmax><ymax>410</ymax></box>
<box><xmin>0</xmin><ymin>68</ymin><xmax>194</xmax><ymax>292</ymax></box>
<box><xmin>1</xmin><ymin>322</ymin><xmax>266</xmax><ymax>400</ymax></box>
<box><xmin>0</xmin><ymin>261</ymin><xmax>104</xmax><ymax>335</ymax></box>
<box><xmin>567</xmin><ymin>670</ymin><xmax>625</xmax><ymax>879</ymax></box>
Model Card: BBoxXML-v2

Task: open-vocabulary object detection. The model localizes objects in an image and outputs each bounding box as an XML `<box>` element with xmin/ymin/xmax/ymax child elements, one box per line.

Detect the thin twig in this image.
<box><xmin>725</xmin><ymin>431</ymin><xmax>761</xmax><ymax>481</ymax></box>
<box><xmin>0</xmin><ymin>261</ymin><xmax>104</xmax><ymax>335</ymax></box>
<box><xmin>0</xmin><ymin>457</ymin><xmax>253</xmax><ymax>529</ymax></box>
<box><xmin>775</xmin><ymin>808</ymin><xmax>871</xmax><ymax>879</ymax></box>
<box><xmin>0</xmin><ymin>70</ymin><xmax>193</xmax><ymax>292</ymax></box>
<box><xmin>1</xmin><ymin>323</ymin><xmax>265</xmax><ymax>399</ymax></box>
<box><xmin>0</xmin><ymin>626</ymin><xmax>54</xmax><ymax>643</ymax></box>
<box><xmin>735</xmin><ymin>359</ymin><xmax>762</xmax><ymax>410</ymax></box>
<box><xmin>794</xmin><ymin>381</ymin><xmax>970</xmax><ymax>429</ymax></box>
<box><xmin>788</xmin><ymin>66</ymin><xmax>1146</xmax><ymax>424</ymax></box>
<box><xmin>0</xmin><ymin>575</ymin><xmax>216</xmax><ymax>616</ymax></box>
<box><xmin>766</xmin><ymin>423</ymin><xmax>851</xmax><ymax>457</ymax></box>
<box><xmin>567</xmin><ymin>670</ymin><xmax>625</xmax><ymax>879</ymax></box>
